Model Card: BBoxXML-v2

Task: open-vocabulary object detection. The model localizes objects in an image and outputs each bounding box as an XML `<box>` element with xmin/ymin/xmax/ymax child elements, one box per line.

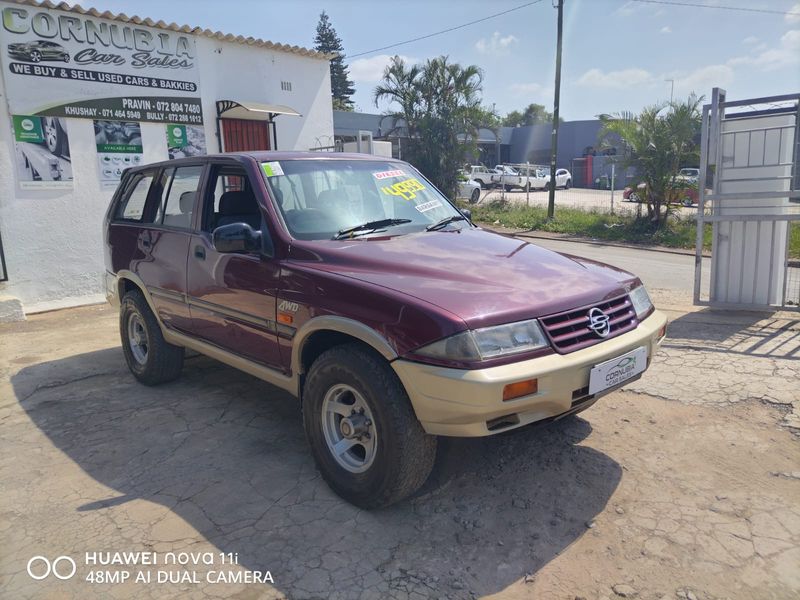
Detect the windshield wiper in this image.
<box><xmin>426</xmin><ymin>215</ymin><xmax>467</xmax><ymax>231</ymax></box>
<box><xmin>333</xmin><ymin>218</ymin><xmax>412</xmax><ymax>240</ymax></box>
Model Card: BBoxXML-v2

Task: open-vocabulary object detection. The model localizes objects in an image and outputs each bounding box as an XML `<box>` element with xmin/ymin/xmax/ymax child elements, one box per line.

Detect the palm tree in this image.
<box><xmin>599</xmin><ymin>95</ymin><xmax>702</xmax><ymax>227</ymax></box>
<box><xmin>374</xmin><ymin>56</ymin><xmax>487</xmax><ymax>199</ymax></box>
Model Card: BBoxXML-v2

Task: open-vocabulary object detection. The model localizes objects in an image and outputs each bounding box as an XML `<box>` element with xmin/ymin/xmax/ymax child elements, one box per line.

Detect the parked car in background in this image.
<box><xmin>493</xmin><ymin>165</ymin><xmax>529</xmax><ymax>191</ymax></box>
<box><xmin>623</xmin><ymin>180</ymin><xmax>699</xmax><ymax>206</ymax></box>
<box><xmin>677</xmin><ymin>168</ymin><xmax>700</xmax><ymax>181</ymax></box>
<box><xmin>466</xmin><ymin>165</ymin><xmax>496</xmax><ymax>189</ymax></box>
<box><xmin>7</xmin><ymin>40</ymin><xmax>70</xmax><ymax>63</ymax></box>
<box><xmin>105</xmin><ymin>152</ymin><xmax>666</xmax><ymax>508</ymax></box>
<box><xmin>555</xmin><ymin>168</ymin><xmax>572</xmax><ymax>189</ymax></box>
<box><xmin>518</xmin><ymin>167</ymin><xmax>551</xmax><ymax>191</ymax></box>
<box><xmin>457</xmin><ymin>177</ymin><xmax>481</xmax><ymax>203</ymax></box>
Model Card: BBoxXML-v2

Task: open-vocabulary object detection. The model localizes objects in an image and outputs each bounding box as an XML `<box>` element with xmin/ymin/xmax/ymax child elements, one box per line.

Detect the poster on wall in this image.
<box><xmin>11</xmin><ymin>115</ymin><xmax>73</xmax><ymax>188</ymax></box>
<box><xmin>0</xmin><ymin>1</ymin><xmax>203</xmax><ymax>124</ymax></box>
<box><xmin>94</xmin><ymin>120</ymin><xmax>143</xmax><ymax>186</ymax></box>
<box><xmin>166</xmin><ymin>124</ymin><xmax>206</xmax><ymax>159</ymax></box>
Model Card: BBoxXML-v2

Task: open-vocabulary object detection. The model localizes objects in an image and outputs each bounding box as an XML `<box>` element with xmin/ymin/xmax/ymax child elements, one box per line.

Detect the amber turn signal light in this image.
<box><xmin>277</xmin><ymin>313</ymin><xmax>293</xmax><ymax>325</ymax></box>
<box><xmin>503</xmin><ymin>379</ymin><xmax>538</xmax><ymax>402</ymax></box>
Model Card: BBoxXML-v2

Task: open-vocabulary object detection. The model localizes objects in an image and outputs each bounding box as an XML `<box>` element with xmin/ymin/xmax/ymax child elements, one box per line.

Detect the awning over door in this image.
<box><xmin>216</xmin><ymin>100</ymin><xmax>301</xmax><ymax>121</ymax></box>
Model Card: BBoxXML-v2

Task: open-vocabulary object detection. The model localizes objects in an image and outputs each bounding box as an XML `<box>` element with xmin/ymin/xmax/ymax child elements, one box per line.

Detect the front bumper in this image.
<box><xmin>392</xmin><ymin>310</ymin><xmax>667</xmax><ymax>437</ymax></box>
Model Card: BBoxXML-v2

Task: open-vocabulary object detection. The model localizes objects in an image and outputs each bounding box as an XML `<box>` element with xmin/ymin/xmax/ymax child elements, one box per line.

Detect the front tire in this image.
<box><xmin>302</xmin><ymin>344</ymin><xmax>437</xmax><ymax>509</ymax></box>
<box><xmin>120</xmin><ymin>290</ymin><xmax>184</xmax><ymax>385</ymax></box>
<box><xmin>565</xmin><ymin>179</ymin><xmax>571</xmax><ymax>189</ymax></box>
<box><xmin>470</xmin><ymin>188</ymin><xmax>480</xmax><ymax>203</ymax></box>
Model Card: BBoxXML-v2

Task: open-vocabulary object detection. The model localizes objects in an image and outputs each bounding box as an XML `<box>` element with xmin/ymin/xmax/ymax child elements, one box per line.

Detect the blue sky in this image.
<box><xmin>86</xmin><ymin>0</ymin><xmax>800</xmax><ymax>120</ymax></box>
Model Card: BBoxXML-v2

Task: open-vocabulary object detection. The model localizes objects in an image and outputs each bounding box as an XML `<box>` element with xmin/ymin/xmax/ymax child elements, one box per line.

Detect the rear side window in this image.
<box><xmin>115</xmin><ymin>173</ymin><xmax>155</xmax><ymax>222</ymax></box>
<box><xmin>160</xmin><ymin>165</ymin><xmax>203</xmax><ymax>229</ymax></box>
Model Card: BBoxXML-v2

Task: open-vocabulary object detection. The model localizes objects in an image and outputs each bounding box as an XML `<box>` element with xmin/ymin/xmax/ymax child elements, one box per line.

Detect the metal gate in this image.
<box><xmin>694</xmin><ymin>89</ymin><xmax>800</xmax><ymax>311</ymax></box>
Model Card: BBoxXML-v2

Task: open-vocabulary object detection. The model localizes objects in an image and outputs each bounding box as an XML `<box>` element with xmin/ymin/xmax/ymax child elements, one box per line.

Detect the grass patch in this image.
<box><xmin>465</xmin><ymin>201</ymin><xmax>712</xmax><ymax>250</ymax></box>
<box><xmin>464</xmin><ymin>201</ymin><xmax>800</xmax><ymax>259</ymax></box>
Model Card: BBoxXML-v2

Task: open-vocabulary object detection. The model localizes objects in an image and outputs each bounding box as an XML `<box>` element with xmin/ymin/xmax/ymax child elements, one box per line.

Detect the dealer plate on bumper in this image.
<box><xmin>588</xmin><ymin>346</ymin><xmax>648</xmax><ymax>395</ymax></box>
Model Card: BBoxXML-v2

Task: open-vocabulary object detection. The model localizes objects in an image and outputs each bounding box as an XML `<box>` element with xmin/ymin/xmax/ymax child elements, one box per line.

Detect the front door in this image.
<box><xmin>186</xmin><ymin>160</ymin><xmax>282</xmax><ymax>370</ymax></box>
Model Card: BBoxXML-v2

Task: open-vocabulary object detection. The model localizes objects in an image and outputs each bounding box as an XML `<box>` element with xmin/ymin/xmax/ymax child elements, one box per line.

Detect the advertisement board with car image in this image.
<box><xmin>11</xmin><ymin>114</ymin><xmax>72</xmax><ymax>188</ymax></box>
<box><xmin>94</xmin><ymin>120</ymin><xmax>142</xmax><ymax>186</ymax></box>
<box><xmin>0</xmin><ymin>1</ymin><xmax>203</xmax><ymax>124</ymax></box>
<box><xmin>166</xmin><ymin>124</ymin><xmax>206</xmax><ymax>159</ymax></box>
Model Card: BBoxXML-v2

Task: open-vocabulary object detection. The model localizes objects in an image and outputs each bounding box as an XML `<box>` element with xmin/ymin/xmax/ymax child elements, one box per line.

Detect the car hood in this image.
<box><xmin>290</xmin><ymin>227</ymin><xmax>638</xmax><ymax>329</ymax></box>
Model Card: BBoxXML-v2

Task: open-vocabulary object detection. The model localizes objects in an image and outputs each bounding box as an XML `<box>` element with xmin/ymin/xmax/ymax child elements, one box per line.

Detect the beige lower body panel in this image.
<box><xmin>392</xmin><ymin>310</ymin><xmax>668</xmax><ymax>437</ymax></box>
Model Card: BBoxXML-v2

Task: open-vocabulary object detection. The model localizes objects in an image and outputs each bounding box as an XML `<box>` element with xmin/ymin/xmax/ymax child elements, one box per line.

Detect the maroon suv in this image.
<box><xmin>104</xmin><ymin>152</ymin><xmax>667</xmax><ymax>508</ymax></box>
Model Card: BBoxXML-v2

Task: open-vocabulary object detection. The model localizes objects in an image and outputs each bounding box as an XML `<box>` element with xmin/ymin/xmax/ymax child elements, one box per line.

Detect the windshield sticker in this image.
<box><xmin>373</xmin><ymin>169</ymin><xmax>406</xmax><ymax>180</ymax></box>
<box><xmin>381</xmin><ymin>177</ymin><xmax>426</xmax><ymax>201</ymax></box>
<box><xmin>415</xmin><ymin>200</ymin><xmax>442</xmax><ymax>213</ymax></box>
<box><xmin>261</xmin><ymin>161</ymin><xmax>284</xmax><ymax>177</ymax></box>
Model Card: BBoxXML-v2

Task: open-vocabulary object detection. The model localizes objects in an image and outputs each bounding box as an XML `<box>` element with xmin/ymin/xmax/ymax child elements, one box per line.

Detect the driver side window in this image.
<box><xmin>203</xmin><ymin>165</ymin><xmax>262</xmax><ymax>233</ymax></box>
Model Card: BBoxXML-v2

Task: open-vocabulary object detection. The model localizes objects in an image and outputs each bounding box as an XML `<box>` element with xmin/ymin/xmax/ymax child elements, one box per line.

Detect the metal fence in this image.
<box><xmin>468</xmin><ymin>160</ymin><xmax>644</xmax><ymax>217</ymax></box>
<box><xmin>0</xmin><ymin>228</ymin><xmax>7</xmax><ymax>282</ymax></box>
<box><xmin>693</xmin><ymin>89</ymin><xmax>800</xmax><ymax>311</ymax></box>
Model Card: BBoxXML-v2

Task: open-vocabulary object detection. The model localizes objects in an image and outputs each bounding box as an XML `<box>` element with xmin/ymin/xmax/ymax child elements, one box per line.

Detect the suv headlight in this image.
<box><xmin>415</xmin><ymin>319</ymin><xmax>550</xmax><ymax>362</ymax></box>
<box><xmin>629</xmin><ymin>285</ymin><xmax>653</xmax><ymax>319</ymax></box>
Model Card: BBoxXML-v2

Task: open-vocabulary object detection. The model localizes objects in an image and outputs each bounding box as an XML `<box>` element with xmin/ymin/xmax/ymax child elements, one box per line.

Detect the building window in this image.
<box><xmin>281</xmin><ymin>81</ymin><xmax>292</xmax><ymax>92</ymax></box>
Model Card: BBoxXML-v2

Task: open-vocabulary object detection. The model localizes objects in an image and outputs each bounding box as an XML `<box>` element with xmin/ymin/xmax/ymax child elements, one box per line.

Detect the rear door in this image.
<box><xmin>133</xmin><ymin>164</ymin><xmax>204</xmax><ymax>332</ymax></box>
<box><xmin>186</xmin><ymin>160</ymin><xmax>283</xmax><ymax>370</ymax></box>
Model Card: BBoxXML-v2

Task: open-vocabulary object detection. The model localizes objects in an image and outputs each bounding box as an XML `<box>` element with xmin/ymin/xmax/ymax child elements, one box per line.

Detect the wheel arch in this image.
<box><xmin>293</xmin><ymin>316</ymin><xmax>398</xmax><ymax>378</ymax></box>
<box><xmin>115</xmin><ymin>271</ymin><xmax>165</xmax><ymax>333</ymax></box>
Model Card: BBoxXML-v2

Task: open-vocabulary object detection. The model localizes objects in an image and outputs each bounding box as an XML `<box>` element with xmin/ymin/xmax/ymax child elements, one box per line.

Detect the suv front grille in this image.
<box><xmin>539</xmin><ymin>294</ymin><xmax>637</xmax><ymax>354</ymax></box>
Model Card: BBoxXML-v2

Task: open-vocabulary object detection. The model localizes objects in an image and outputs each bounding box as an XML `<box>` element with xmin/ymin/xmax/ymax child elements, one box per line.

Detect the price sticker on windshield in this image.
<box><xmin>381</xmin><ymin>177</ymin><xmax>426</xmax><ymax>201</ymax></box>
<box><xmin>261</xmin><ymin>162</ymin><xmax>284</xmax><ymax>177</ymax></box>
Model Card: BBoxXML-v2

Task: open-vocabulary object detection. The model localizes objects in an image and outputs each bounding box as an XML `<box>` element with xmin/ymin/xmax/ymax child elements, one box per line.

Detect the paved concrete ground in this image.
<box><xmin>1</xmin><ymin>249</ymin><xmax>799</xmax><ymax>599</ymax></box>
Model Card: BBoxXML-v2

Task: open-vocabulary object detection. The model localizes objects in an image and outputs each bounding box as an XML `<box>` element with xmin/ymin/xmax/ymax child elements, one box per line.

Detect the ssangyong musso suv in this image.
<box><xmin>104</xmin><ymin>152</ymin><xmax>667</xmax><ymax>508</ymax></box>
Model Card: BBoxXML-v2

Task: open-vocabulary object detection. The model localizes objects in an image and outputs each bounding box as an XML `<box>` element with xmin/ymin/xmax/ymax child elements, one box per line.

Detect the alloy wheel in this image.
<box><xmin>127</xmin><ymin>312</ymin><xmax>149</xmax><ymax>365</ymax></box>
<box><xmin>321</xmin><ymin>384</ymin><xmax>377</xmax><ymax>473</ymax></box>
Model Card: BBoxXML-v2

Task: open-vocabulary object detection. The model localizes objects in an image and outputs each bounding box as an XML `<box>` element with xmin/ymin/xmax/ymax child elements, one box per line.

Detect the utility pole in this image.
<box><xmin>665</xmin><ymin>78</ymin><xmax>674</xmax><ymax>104</ymax></box>
<box><xmin>547</xmin><ymin>0</ymin><xmax>564</xmax><ymax>220</ymax></box>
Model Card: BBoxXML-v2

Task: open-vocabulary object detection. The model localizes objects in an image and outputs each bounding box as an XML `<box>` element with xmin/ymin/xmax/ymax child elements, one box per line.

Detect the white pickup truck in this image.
<box><xmin>466</xmin><ymin>165</ymin><xmax>496</xmax><ymax>189</ymax></box>
<box><xmin>493</xmin><ymin>165</ymin><xmax>530</xmax><ymax>191</ymax></box>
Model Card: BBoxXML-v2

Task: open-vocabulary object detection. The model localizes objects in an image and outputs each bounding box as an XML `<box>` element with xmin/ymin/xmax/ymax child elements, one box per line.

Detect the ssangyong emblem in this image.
<box><xmin>587</xmin><ymin>307</ymin><xmax>611</xmax><ymax>338</ymax></box>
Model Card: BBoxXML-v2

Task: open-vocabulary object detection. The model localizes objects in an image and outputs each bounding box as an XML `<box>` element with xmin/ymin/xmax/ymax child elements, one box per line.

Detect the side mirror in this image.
<box><xmin>460</xmin><ymin>208</ymin><xmax>472</xmax><ymax>220</ymax></box>
<box><xmin>213</xmin><ymin>223</ymin><xmax>262</xmax><ymax>253</ymax></box>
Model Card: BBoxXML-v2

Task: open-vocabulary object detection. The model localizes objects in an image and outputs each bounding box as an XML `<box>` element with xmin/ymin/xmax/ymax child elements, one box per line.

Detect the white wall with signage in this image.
<box><xmin>0</xmin><ymin>0</ymin><xmax>333</xmax><ymax>315</ymax></box>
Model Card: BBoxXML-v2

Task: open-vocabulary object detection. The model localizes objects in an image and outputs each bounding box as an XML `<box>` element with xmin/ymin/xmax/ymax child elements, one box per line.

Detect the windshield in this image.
<box><xmin>262</xmin><ymin>159</ymin><xmax>464</xmax><ymax>240</ymax></box>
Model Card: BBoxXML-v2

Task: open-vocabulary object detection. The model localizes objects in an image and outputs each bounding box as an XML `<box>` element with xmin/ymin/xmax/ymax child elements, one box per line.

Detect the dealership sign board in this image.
<box><xmin>0</xmin><ymin>2</ymin><xmax>203</xmax><ymax>124</ymax></box>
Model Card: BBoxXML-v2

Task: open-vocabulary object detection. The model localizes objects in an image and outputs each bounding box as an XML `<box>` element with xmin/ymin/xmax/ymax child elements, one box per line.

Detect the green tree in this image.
<box><xmin>314</xmin><ymin>11</ymin><xmax>355</xmax><ymax>111</ymax></box>
<box><xmin>374</xmin><ymin>56</ymin><xmax>487</xmax><ymax>199</ymax></box>
<box><xmin>502</xmin><ymin>103</ymin><xmax>554</xmax><ymax>127</ymax></box>
<box><xmin>598</xmin><ymin>95</ymin><xmax>702</xmax><ymax>227</ymax></box>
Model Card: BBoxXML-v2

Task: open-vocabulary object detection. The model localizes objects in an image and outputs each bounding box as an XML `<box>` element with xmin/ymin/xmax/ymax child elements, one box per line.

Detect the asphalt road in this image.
<box><xmin>517</xmin><ymin>236</ymin><xmax>708</xmax><ymax>298</ymax></box>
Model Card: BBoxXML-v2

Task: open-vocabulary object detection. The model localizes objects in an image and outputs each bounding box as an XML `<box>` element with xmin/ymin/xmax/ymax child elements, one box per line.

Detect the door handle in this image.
<box><xmin>194</xmin><ymin>245</ymin><xmax>206</xmax><ymax>260</ymax></box>
<box><xmin>141</xmin><ymin>238</ymin><xmax>151</xmax><ymax>248</ymax></box>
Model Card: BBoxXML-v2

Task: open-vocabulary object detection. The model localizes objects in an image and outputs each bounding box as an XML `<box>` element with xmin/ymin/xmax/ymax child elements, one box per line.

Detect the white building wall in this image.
<box><xmin>0</xmin><ymin>31</ymin><xmax>332</xmax><ymax>315</ymax></box>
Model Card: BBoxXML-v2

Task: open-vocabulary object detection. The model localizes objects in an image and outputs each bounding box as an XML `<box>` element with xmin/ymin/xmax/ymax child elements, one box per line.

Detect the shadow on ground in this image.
<box><xmin>12</xmin><ymin>348</ymin><xmax>621</xmax><ymax>599</ymax></box>
<box><xmin>665</xmin><ymin>308</ymin><xmax>800</xmax><ymax>359</ymax></box>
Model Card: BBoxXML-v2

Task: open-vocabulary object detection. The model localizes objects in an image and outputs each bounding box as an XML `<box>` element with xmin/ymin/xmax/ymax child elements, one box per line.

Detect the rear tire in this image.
<box><xmin>120</xmin><ymin>290</ymin><xmax>184</xmax><ymax>385</ymax></box>
<box><xmin>565</xmin><ymin>179</ymin><xmax>571</xmax><ymax>189</ymax></box>
<box><xmin>302</xmin><ymin>344</ymin><xmax>437</xmax><ymax>509</ymax></box>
